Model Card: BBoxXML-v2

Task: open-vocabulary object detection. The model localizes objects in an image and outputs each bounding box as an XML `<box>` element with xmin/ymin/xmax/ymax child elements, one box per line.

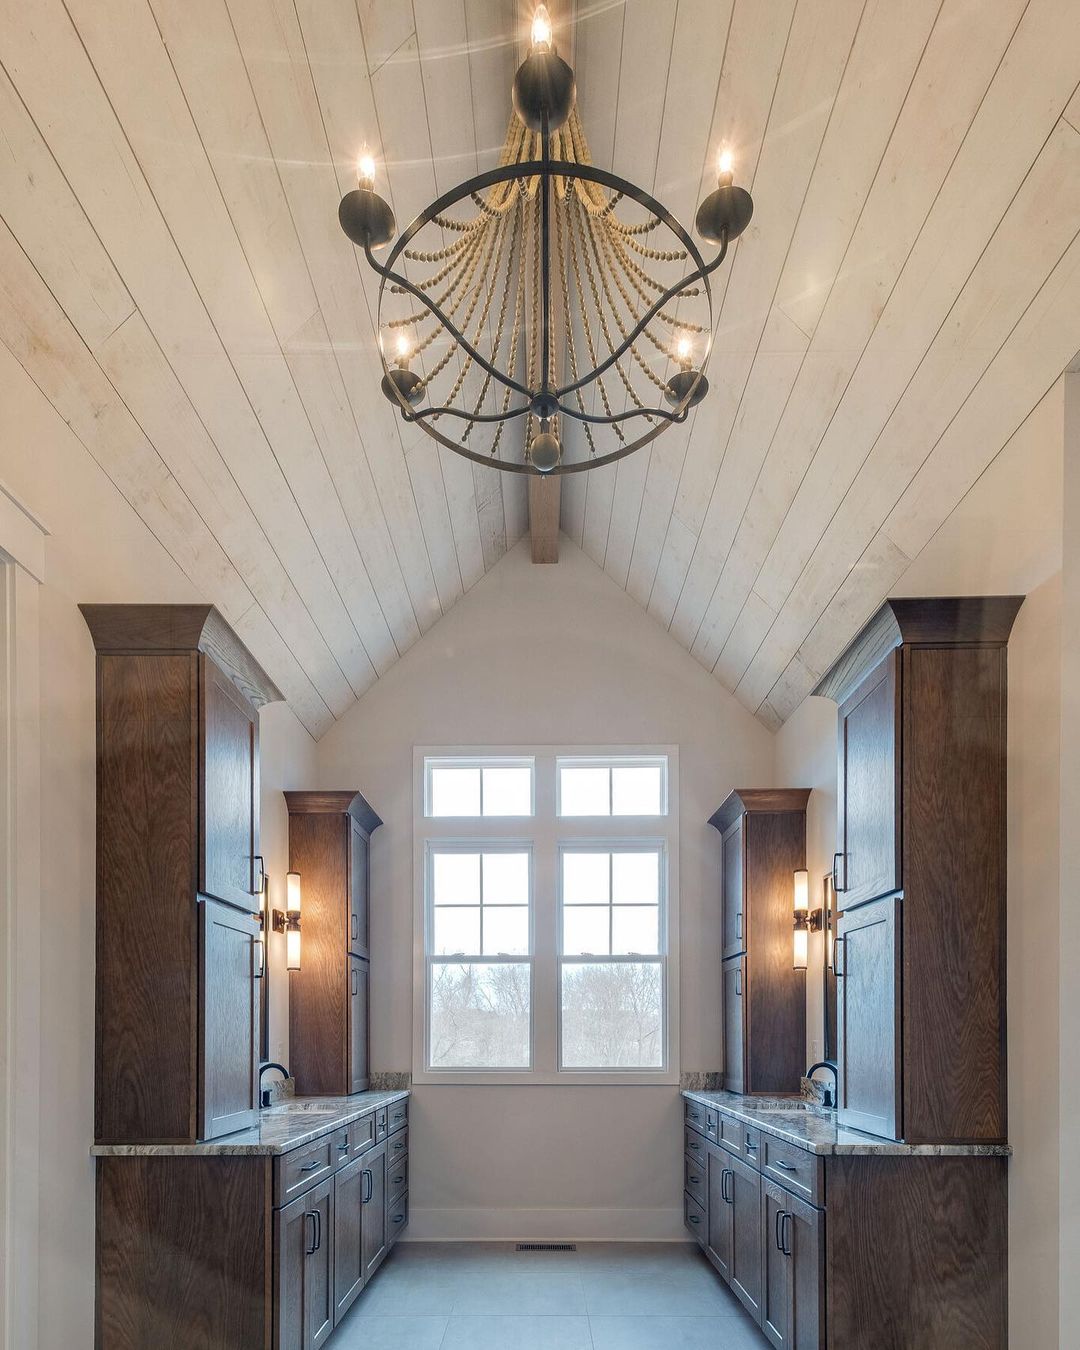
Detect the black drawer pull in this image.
<box><xmin>305</xmin><ymin>1211</ymin><xmax>318</xmax><ymax>1255</ymax></box>
<box><xmin>774</xmin><ymin>1207</ymin><xmax>784</xmax><ymax>1253</ymax></box>
<box><xmin>781</xmin><ymin>1211</ymin><xmax>792</xmax><ymax>1256</ymax></box>
<box><xmin>688</xmin><ymin>1173</ymin><xmax>700</xmax><ymax>1185</ymax></box>
<box><xmin>391</xmin><ymin>1173</ymin><xmax>405</xmax><ymax>1185</ymax></box>
<box><xmin>393</xmin><ymin>1214</ymin><xmax>406</xmax><ymax>1224</ymax></box>
<box><xmin>299</xmin><ymin>1160</ymin><xmax>321</xmax><ymax>1173</ymax></box>
<box><xmin>833</xmin><ymin>851</ymin><xmax>847</xmax><ymax>893</ymax></box>
<box><xmin>775</xmin><ymin>1159</ymin><xmax>797</xmax><ymax>1172</ymax></box>
<box><xmin>687</xmin><ymin>1213</ymin><xmax>700</xmax><ymax>1225</ymax></box>
<box><xmin>362</xmin><ymin>1168</ymin><xmax>373</xmax><ymax>1204</ymax></box>
<box><xmin>745</xmin><ymin>1134</ymin><xmax>757</xmax><ymax>1153</ymax></box>
<box><xmin>721</xmin><ymin>1168</ymin><xmax>733</xmax><ymax>1204</ymax></box>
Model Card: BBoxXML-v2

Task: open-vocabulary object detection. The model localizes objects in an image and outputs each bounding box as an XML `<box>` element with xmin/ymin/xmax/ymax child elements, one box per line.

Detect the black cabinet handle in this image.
<box><xmin>745</xmin><ymin>1134</ymin><xmax>757</xmax><ymax>1154</ymax></box>
<box><xmin>362</xmin><ymin>1168</ymin><xmax>373</xmax><ymax>1204</ymax></box>
<box><xmin>393</xmin><ymin>1214</ymin><xmax>406</xmax><ymax>1224</ymax></box>
<box><xmin>687</xmin><ymin>1212</ymin><xmax>700</xmax><ymax>1225</ymax></box>
<box><xmin>392</xmin><ymin>1173</ymin><xmax>405</xmax><ymax>1185</ymax></box>
<box><xmin>688</xmin><ymin>1173</ymin><xmax>700</xmax><ymax>1185</ymax></box>
<box><xmin>300</xmin><ymin>1160</ymin><xmax>321</xmax><ymax>1173</ymax></box>
<box><xmin>781</xmin><ymin>1212</ymin><xmax>792</xmax><ymax>1256</ymax></box>
<box><xmin>735</xmin><ymin>911</ymin><xmax>743</xmax><ymax>940</ymax></box>
<box><xmin>834</xmin><ymin>936</ymin><xmax>846</xmax><ymax>978</ymax></box>
<box><xmin>254</xmin><ymin>935</ymin><xmax>264</xmax><ymax>979</ymax></box>
<box><xmin>351</xmin><ymin>968</ymin><xmax>359</xmax><ymax>996</ymax></box>
<box><xmin>735</xmin><ymin>968</ymin><xmax>742</xmax><ymax>997</ymax></box>
<box><xmin>253</xmin><ymin>855</ymin><xmax>265</xmax><ymax>897</ymax></box>
<box><xmin>351</xmin><ymin>914</ymin><xmax>359</xmax><ymax>941</ymax></box>
<box><xmin>305</xmin><ymin>1211</ymin><xmax>318</xmax><ymax>1255</ymax></box>
<box><xmin>338</xmin><ymin>1140</ymin><xmax>349</xmax><ymax>1153</ymax></box>
<box><xmin>722</xmin><ymin>1168</ymin><xmax>733</xmax><ymax>1204</ymax></box>
<box><xmin>832</xmin><ymin>852</ymin><xmax>847</xmax><ymax>894</ymax></box>
<box><xmin>774</xmin><ymin>1207</ymin><xmax>784</xmax><ymax>1252</ymax></box>
<box><xmin>775</xmin><ymin>1160</ymin><xmax>797</xmax><ymax>1172</ymax></box>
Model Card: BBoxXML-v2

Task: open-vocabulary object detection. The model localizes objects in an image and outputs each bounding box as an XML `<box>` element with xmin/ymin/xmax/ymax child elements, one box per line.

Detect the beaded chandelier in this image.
<box><xmin>338</xmin><ymin>6</ymin><xmax>753</xmax><ymax>476</ymax></box>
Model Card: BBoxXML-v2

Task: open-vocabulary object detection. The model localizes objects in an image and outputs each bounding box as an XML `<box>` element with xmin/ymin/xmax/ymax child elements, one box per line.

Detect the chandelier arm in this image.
<box><xmin>367</xmin><ymin>242</ymin><xmax>533</xmax><ymax>399</ymax></box>
<box><xmin>559</xmin><ymin>402</ymin><xmax>689</xmax><ymax>427</ymax></box>
<box><xmin>554</xmin><ymin>232</ymin><xmax>726</xmax><ymax>400</ymax></box>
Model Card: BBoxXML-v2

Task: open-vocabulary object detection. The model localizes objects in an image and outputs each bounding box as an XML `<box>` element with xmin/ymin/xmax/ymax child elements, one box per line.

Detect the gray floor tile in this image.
<box><xmin>450</xmin><ymin>1270</ymin><xmax>587</xmax><ymax>1315</ymax></box>
<box><xmin>580</xmin><ymin>1265</ymin><xmax>744</xmax><ymax>1316</ymax></box>
<box><xmin>441</xmin><ymin>1315</ymin><xmax>594</xmax><ymax>1350</ymax></box>
<box><xmin>331</xmin><ymin>1312</ymin><xmax>449</xmax><ymax>1350</ymax></box>
<box><xmin>590</xmin><ymin>1314</ymin><xmax>768</xmax><ymax>1349</ymax></box>
<box><xmin>350</xmin><ymin>1265</ymin><xmax>460</xmax><ymax>1316</ymax></box>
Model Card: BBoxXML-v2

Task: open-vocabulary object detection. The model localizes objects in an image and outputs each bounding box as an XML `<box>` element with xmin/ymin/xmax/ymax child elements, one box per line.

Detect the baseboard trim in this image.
<box><xmin>404</xmin><ymin>1206</ymin><xmax>685</xmax><ymax>1242</ymax></box>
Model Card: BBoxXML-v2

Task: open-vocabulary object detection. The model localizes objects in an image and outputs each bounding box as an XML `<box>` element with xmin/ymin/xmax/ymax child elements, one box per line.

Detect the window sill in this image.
<box><xmin>411</xmin><ymin>1070</ymin><xmax>681</xmax><ymax>1087</ymax></box>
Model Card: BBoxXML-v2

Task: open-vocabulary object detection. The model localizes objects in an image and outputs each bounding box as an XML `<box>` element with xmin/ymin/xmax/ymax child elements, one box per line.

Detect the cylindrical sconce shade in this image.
<box><xmin>286</xmin><ymin>870</ymin><xmax>302</xmax><ymax>971</ymax></box>
<box><xmin>793</xmin><ymin>868</ymin><xmax>809</xmax><ymax>970</ymax></box>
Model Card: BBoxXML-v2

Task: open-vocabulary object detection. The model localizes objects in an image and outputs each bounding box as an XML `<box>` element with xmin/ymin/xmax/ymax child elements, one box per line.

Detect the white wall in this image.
<box><xmin>316</xmin><ymin>536</ymin><xmax>774</xmax><ymax>1239</ymax></box>
<box><xmin>0</xmin><ymin>345</ymin><xmax>317</xmax><ymax>1348</ymax></box>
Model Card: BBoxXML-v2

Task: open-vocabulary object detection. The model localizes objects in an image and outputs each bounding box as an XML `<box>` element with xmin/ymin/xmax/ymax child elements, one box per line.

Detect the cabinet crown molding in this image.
<box><xmin>708</xmin><ymin>787</ymin><xmax>811</xmax><ymax>835</ymax></box>
<box><xmin>284</xmin><ymin>790</ymin><xmax>383</xmax><ymax>834</ymax></box>
<box><xmin>813</xmin><ymin>595</ymin><xmax>1024</xmax><ymax>706</ymax></box>
<box><xmin>79</xmin><ymin>602</ymin><xmax>282</xmax><ymax>708</ymax></box>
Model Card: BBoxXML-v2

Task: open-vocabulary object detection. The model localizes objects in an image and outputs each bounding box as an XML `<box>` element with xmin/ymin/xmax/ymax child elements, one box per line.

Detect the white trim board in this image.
<box><xmin>404</xmin><ymin>1206</ymin><xmax>686</xmax><ymax>1244</ymax></box>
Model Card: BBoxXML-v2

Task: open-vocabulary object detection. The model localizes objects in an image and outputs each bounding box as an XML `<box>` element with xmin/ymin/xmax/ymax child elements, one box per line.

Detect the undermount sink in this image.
<box><xmin>262</xmin><ymin>1102</ymin><xmax>343</xmax><ymax>1117</ymax></box>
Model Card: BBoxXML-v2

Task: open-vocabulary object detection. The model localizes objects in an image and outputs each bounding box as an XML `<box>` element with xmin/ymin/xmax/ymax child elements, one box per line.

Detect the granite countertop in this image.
<box><xmin>682</xmin><ymin>1089</ymin><xmax>1011</xmax><ymax>1158</ymax></box>
<box><xmin>90</xmin><ymin>1089</ymin><xmax>410</xmax><ymax>1158</ymax></box>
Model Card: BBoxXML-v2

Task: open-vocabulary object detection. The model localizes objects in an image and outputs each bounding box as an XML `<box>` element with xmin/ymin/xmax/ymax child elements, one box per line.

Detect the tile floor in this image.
<box><xmin>334</xmin><ymin>1241</ymin><xmax>768</xmax><ymax>1349</ymax></box>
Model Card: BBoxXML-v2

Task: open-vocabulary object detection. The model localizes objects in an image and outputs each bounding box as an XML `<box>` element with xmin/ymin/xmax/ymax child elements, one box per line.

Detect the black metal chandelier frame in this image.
<box><xmin>339</xmin><ymin>12</ymin><xmax>753</xmax><ymax>476</ymax></box>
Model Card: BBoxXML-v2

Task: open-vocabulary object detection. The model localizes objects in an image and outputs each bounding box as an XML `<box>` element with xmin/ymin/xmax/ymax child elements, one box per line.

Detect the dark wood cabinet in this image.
<box><xmin>819</xmin><ymin>596</ymin><xmax>1021</xmax><ymax>1143</ymax></box>
<box><xmin>200</xmin><ymin>655</ymin><xmax>260</xmax><ymax>911</ymax></box>
<box><xmin>276</xmin><ymin>1176</ymin><xmax>335</xmax><ymax>1350</ymax></box>
<box><xmin>728</xmin><ymin>1149</ymin><xmax>762</xmax><ymax>1321</ymax></box>
<box><xmin>286</xmin><ymin>792</ymin><xmax>382</xmax><ymax>1097</ymax></box>
<box><xmin>705</xmin><ymin>1143</ymin><xmax>731</xmax><ymax>1280</ymax></box>
<box><xmin>836</xmin><ymin>896</ymin><xmax>901</xmax><ymax>1138</ymax></box>
<box><xmin>82</xmin><ymin>604</ymin><xmax>280</xmax><ymax>1145</ymax></box>
<box><xmin>710</xmin><ymin>790</ymin><xmax>809</xmax><ymax>1096</ymax></box>
<box><xmin>361</xmin><ymin>1140</ymin><xmax>388</xmax><ymax>1282</ymax></box>
<box><xmin>836</xmin><ymin>653</ymin><xmax>900</xmax><ymax>909</ymax></box>
<box><xmin>762</xmin><ymin>1179</ymin><xmax>824</xmax><ymax>1350</ymax></box>
<box><xmin>199</xmin><ymin>899</ymin><xmax>261</xmax><ymax>1140</ymax></box>
<box><xmin>721</xmin><ymin>957</ymin><xmax>744</xmax><ymax>1095</ymax></box>
<box><xmin>333</xmin><ymin>1155</ymin><xmax>366</xmax><ymax>1323</ymax></box>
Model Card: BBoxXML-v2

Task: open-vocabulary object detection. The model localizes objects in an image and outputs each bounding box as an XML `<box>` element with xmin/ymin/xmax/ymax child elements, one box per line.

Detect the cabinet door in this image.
<box><xmin>721</xmin><ymin>818</ymin><xmax>745</xmax><ymax>959</ymax></box>
<box><xmin>306</xmin><ymin>1179</ymin><xmax>335</xmax><ymax>1350</ymax></box>
<box><xmin>349</xmin><ymin>956</ymin><xmax>370</xmax><ymax>1095</ymax></box>
<box><xmin>275</xmin><ymin>1177</ymin><xmax>334</xmax><ymax>1350</ymax></box>
<box><xmin>728</xmin><ymin>1151</ymin><xmax>762</xmax><ymax>1322</ymax></box>
<box><xmin>198</xmin><ymin>899</ymin><xmax>259</xmax><ymax>1140</ymax></box>
<box><xmin>361</xmin><ymin>1141</ymin><xmax>388</xmax><ymax>1282</ymax></box>
<box><xmin>349</xmin><ymin>820</ymin><xmax>370</xmax><ymax>959</ymax></box>
<box><xmin>200</xmin><ymin>655</ymin><xmax>259</xmax><ymax>912</ymax></box>
<box><xmin>837</xmin><ymin>896</ymin><xmax>901</xmax><ymax>1139</ymax></box>
<box><xmin>837</xmin><ymin>652</ymin><xmax>900</xmax><ymax>911</ymax></box>
<box><xmin>722</xmin><ymin>956</ymin><xmax>746</xmax><ymax>1095</ymax></box>
<box><xmin>761</xmin><ymin>1181</ymin><xmax>791</xmax><ymax>1348</ymax></box>
<box><xmin>762</xmin><ymin>1181</ymin><xmax>824</xmax><ymax>1350</ymax></box>
<box><xmin>334</xmin><ymin>1156</ymin><xmax>366</xmax><ymax>1323</ymax></box>
<box><xmin>706</xmin><ymin>1143</ymin><xmax>732</xmax><ymax>1281</ymax></box>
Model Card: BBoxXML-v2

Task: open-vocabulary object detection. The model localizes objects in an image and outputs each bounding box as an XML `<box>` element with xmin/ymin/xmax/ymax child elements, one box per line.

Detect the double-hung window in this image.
<box><xmin>415</xmin><ymin>748</ymin><xmax>678</xmax><ymax>1084</ymax></box>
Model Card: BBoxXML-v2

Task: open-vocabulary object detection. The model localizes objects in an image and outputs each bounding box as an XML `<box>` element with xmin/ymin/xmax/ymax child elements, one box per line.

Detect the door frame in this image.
<box><xmin>0</xmin><ymin>482</ymin><xmax>47</xmax><ymax>1350</ymax></box>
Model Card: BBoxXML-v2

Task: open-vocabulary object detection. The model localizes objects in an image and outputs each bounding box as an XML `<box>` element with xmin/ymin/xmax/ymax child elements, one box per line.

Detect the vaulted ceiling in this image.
<box><xmin>0</xmin><ymin>0</ymin><xmax>1078</xmax><ymax>737</ymax></box>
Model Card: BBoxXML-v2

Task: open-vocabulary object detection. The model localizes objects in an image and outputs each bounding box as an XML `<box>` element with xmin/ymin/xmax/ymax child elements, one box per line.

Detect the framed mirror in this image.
<box><xmin>822</xmin><ymin>871</ymin><xmax>837</xmax><ymax>1061</ymax></box>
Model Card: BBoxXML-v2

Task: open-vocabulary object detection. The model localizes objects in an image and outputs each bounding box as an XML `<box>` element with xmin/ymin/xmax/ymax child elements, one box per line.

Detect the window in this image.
<box><xmin>415</xmin><ymin>748</ymin><xmax>678</xmax><ymax>1084</ymax></box>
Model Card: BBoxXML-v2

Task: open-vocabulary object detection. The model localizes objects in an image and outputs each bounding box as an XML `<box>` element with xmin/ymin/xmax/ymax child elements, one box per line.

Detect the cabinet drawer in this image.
<box><xmin>387</xmin><ymin>1127</ymin><xmax>409</xmax><ymax>1169</ymax></box>
<box><xmin>683</xmin><ymin>1098</ymin><xmax>708</xmax><ymax>1135</ymax></box>
<box><xmin>683</xmin><ymin>1191</ymin><xmax>706</xmax><ymax>1245</ymax></box>
<box><xmin>718</xmin><ymin>1114</ymin><xmax>760</xmax><ymax>1165</ymax></box>
<box><xmin>387</xmin><ymin>1099</ymin><xmax>409</xmax><ymax>1136</ymax></box>
<box><xmin>350</xmin><ymin>1111</ymin><xmax>376</xmax><ymax>1157</ymax></box>
<box><xmin>761</xmin><ymin>1135</ymin><xmax>823</xmax><ymax>1207</ymax></box>
<box><xmin>387</xmin><ymin>1190</ymin><xmax>409</xmax><ymax>1245</ymax></box>
<box><xmin>275</xmin><ymin>1136</ymin><xmax>334</xmax><ymax>1208</ymax></box>
<box><xmin>375</xmin><ymin>1107</ymin><xmax>389</xmax><ymax>1142</ymax></box>
<box><xmin>683</xmin><ymin>1152</ymin><xmax>706</xmax><ymax>1207</ymax></box>
<box><xmin>387</xmin><ymin>1151</ymin><xmax>409</xmax><ymax>1204</ymax></box>
<box><xmin>705</xmin><ymin>1108</ymin><xmax>720</xmax><ymax>1142</ymax></box>
<box><xmin>684</xmin><ymin>1126</ymin><xmax>708</xmax><ymax>1163</ymax></box>
<box><xmin>330</xmin><ymin>1126</ymin><xmax>351</xmax><ymax>1170</ymax></box>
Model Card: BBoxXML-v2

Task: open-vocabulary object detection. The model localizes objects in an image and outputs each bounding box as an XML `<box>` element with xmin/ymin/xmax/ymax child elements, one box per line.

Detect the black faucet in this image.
<box><xmin>805</xmin><ymin>1059</ymin><xmax>838</xmax><ymax>1109</ymax></box>
<box><xmin>259</xmin><ymin>1061</ymin><xmax>290</xmax><ymax>1109</ymax></box>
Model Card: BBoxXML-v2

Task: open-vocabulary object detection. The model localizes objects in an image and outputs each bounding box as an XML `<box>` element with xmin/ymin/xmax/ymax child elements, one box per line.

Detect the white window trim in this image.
<box><xmin>413</xmin><ymin>745</ymin><xmax>680</xmax><ymax>1086</ymax></box>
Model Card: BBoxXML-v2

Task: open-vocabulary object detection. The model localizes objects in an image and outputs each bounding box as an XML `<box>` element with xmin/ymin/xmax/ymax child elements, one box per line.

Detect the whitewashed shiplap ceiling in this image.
<box><xmin>0</xmin><ymin>0</ymin><xmax>1078</xmax><ymax>737</ymax></box>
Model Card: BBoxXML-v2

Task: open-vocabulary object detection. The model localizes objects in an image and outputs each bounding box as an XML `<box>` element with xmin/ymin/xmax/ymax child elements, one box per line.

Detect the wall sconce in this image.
<box><xmin>273</xmin><ymin>870</ymin><xmax>302</xmax><ymax>971</ymax></box>
<box><xmin>793</xmin><ymin>868</ymin><xmax>823</xmax><ymax>970</ymax></box>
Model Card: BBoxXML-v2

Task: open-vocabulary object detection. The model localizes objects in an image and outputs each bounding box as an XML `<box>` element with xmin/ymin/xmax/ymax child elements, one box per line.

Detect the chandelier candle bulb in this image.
<box><xmin>357</xmin><ymin>150</ymin><xmax>377</xmax><ymax>190</ymax></box>
<box><xmin>531</xmin><ymin>4</ymin><xmax>553</xmax><ymax>51</ymax></box>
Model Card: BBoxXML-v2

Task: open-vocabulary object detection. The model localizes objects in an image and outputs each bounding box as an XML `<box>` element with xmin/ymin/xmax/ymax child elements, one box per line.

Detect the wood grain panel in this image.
<box><xmin>97</xmin><ymin>1155</ymin><xmax>272</xmax><ymax>1350</ymax></box>
<box><xmin>826</xmin><ymin>1155</ymin><xmax>1007</xmax><ymax>1349</ymax></box>
<box><xmin>836</xmin><ymin>895</ymin><xmax>901</xmax><ymax>1140</ymax></box>
<box><xmin>902</xmin><ymin>645</ymin><xmax>1008</xmax><ymax>1142</ymax></box>
<box><xmin>836</xmin><ymin>651</ymin><xmax>901</xmax><ymax>909</ymax></box>
<box><xmin>95</xmin><ymin>653</ymin><xmax>199</xmax><ymax>1144</ymax></box>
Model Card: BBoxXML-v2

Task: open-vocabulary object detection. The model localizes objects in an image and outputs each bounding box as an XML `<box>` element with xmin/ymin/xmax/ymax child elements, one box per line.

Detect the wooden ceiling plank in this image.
<box><xmin>66</xmin><ymin>0</ymin><xmax>393</xmax><ymax>691</ymax></box>
<box><xmin>150</xmin><ymin>0</ymin><xmax>423</xmax><ymax>657</ymax></box>
<box><xmin>0</xmin><ymin>220</ymin><xmax>333</xmax><ymax>739</ymax></box>
<box><xmin>681</xmin><ymin>0</ymin><xmax>1031</xmax><ymax>671</ymax></box>
<box><xmin>737</xmin><ymin>180</ymin><xmax>1080</xmax><ymax>713</ymax></box>
<box><xmin>282</xmin><ymin>0</ymin><xmax>461</xmax><ymax>620</ymax></box>
<box><xmin>2</xmin><ymin>0</ymin><xmax>375</xmax><ymax>710</ymax></box>
<box><xmin>752</xmin><ymin>0</ymin><xmax>1080</xmax><ymax>619</ymax></box>
<box><xmin>600</xmin><ymin>0</ymin><xmax>681</xmax><ymax>587</ymax></box>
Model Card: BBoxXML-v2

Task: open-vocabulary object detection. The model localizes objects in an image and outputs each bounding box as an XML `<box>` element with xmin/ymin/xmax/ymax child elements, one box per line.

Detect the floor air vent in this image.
<box><xmin>515</xmin><ymin>1243</ymin><xmax>577</xmax><ymax>1252</ymax></box>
